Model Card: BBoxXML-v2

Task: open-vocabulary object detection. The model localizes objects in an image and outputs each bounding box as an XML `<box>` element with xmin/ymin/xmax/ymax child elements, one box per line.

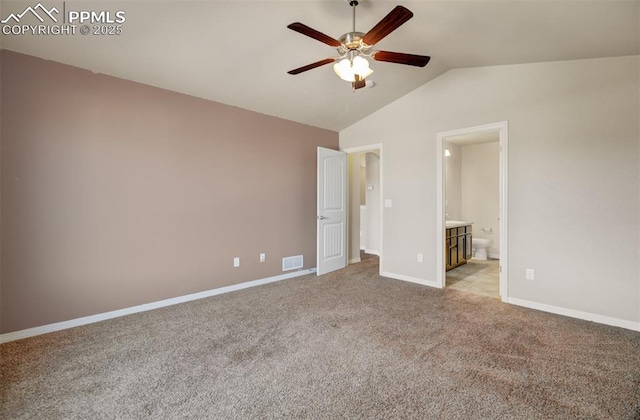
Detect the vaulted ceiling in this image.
<box><xmin>1</xmin><ymin>1</ymin><xmax>638</xmax><ymax>131</ymax></box>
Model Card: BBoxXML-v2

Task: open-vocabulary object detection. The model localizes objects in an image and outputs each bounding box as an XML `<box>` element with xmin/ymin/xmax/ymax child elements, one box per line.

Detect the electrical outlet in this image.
<box><xmin>526</xmin><ymin>269</ymin><xmax>534</xmax><ymax>280</ymax></box>
<box><xmin>260</xmin><ymin>253</ymin><xmax>265</xmax><ymax>262</ymax></box>
<box><xmin>233</xmin><ymin>257</ymin><xmax>240</xmax><ymax>268</ymax></box>
<box><xmin>417</xmin><ymin>253</ymin><xmax>423</xmax><ymax>263</ymax></box>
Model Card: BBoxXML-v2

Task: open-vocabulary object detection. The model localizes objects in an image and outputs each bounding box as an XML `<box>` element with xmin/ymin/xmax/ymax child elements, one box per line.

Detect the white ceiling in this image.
<box><xmin>1</xmin><ymin>0</ymin><xmax>638</xmax><ymax>131</ymax></box>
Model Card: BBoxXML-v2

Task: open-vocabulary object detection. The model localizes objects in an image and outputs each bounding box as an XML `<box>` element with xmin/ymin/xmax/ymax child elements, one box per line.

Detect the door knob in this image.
<box><xmin>318</xmin><ymin>215</ymin><xmax>328</xmax><ymax>220</ymax></box>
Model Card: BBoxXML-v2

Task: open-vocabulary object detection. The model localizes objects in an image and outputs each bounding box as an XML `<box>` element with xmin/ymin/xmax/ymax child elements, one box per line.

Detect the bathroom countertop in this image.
<box><xmin>445</xmin><ymin>220</ymin><xmax>473</xmax><ymax>228</ymax></box>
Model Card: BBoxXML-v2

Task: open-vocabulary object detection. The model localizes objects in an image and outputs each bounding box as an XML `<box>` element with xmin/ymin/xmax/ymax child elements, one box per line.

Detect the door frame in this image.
<box><xmin>342</xmin><ymin>143</ymin><xmax>384</xmax><ymax>275</ymax></box>
<box><xmin>436</xmin><ymin>121</ymin><xmax>509</xmax><ymax>301</ymax></box>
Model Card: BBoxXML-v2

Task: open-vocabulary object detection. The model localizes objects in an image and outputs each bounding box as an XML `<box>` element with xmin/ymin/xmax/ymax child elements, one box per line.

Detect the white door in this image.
<box><xmin>317</xmin><ymin>147</ymin><xmax>347</xmax><ymax>276</ymax></box>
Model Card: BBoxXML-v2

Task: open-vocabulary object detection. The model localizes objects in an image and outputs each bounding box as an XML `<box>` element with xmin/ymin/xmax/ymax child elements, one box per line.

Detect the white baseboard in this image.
<box><xmin>349</xmin><ymin>258</ymin><xmax>362</xmax><ymax>264</ymax></box>
<box><xmin>381</xmin><ymin>271</ymin><xmax>440</xmax><ymax>289</ymax></box>
<box><xmin>489</xmin><ymin>253</ymin><xmax>500</xmax><ymax>259</ymax></box>
<box><xmin>0</xmin><ymin>268</ymin><xmax>316</xmax><ymax>344</ymax></box>
<box><xmin>507</xmin><ymin>297</ymin><xmax>640</xmax><ymax>332</ymax></box>
<box><xmin>364</xmin><ymin>249</ymin><xmax>380</xmax><ymax>256</ymax></box>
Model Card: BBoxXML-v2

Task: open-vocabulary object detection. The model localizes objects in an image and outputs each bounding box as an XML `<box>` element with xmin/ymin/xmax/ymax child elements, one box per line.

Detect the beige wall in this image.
<box><xmin>0</xmin><ymin>50</ymin><xmax>338</xmax><ymax>333</ymax></box>
<box><xmin>341</xmin><ymin>56</ymin><xmax>639</xmax><ymax>324</ymax></box>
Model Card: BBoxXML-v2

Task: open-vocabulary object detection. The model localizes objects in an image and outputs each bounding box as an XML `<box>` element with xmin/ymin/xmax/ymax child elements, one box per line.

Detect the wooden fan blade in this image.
<box><xmin>372</xmin><ymin>51</ymin><xmax>430</xmax><ymax>67</ymax></box>
<box><xmin>287</xmin><ymin>58</ymin><xmax>335</xmax><ymax>75</ymax></box>
<box><xmin>287</xmin><ymin>22</ymin><xmax>342</xmax><ymax>47</ymax></box>
<box><xmin>362</xmin><ymin>6</ymin><xmax>413</xmax><ymax>46</ymax></box>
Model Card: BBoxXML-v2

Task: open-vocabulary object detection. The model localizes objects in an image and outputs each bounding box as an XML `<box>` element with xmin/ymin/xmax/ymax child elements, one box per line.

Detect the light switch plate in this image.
<box><xmin>384</xmin><ymin>199</ymin><xmax>392</xmax><ymax>208</ymax></box>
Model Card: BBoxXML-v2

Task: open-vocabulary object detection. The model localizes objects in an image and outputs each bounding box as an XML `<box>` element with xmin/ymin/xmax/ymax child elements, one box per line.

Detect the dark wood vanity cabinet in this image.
<box><xmin>446</xmin><ymin>225</ymin><xmax>472</xmax><ymax>271</ymax></box>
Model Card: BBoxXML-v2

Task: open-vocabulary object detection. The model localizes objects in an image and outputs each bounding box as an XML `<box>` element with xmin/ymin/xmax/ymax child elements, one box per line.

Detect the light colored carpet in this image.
<box><xmin>2</xmin><ymin>258</ymin><xmax>639</xmax><ymax>419</ymax></box>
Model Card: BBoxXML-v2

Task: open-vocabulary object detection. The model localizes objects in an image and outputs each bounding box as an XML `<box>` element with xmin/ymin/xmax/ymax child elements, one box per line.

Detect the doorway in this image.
<box><xmin>436</xmin><ymin>122</ymin><xmax>508</xmax><ymax>301</ymax></box>
<box><xmin>343</xmin><ymin>144</ymin><xmax>383</xmax><ymax>274</ymax></box>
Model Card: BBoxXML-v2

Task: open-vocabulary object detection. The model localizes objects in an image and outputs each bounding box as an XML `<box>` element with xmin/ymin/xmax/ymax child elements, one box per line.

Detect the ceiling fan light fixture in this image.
<box><xmin>287</xmin><ymin>4</ymin><xmax>429</xmax><ymax>89</ymax></box>
<box><xmin>333</xmin><ymin>55</ymin><xmax>373</xmax><ymax>82</ymax></box>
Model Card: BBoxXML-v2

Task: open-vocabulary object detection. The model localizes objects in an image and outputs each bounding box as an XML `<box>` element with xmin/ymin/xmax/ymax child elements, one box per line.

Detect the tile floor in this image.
<box><xmin>446</xmin><ymin>259</ymin><xmax>500</xmax><ymax>298</ymax></box>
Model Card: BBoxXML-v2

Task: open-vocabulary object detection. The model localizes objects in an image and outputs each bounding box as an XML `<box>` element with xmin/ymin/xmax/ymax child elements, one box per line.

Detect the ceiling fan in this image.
<box><xmin>287</xmin><ymin>1</ymin><xmax>430</xmax><ymax>90</ymax></box>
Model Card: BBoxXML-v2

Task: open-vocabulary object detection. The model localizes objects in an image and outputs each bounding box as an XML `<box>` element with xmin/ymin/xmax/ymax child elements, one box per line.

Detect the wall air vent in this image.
<box><xmin>282</xmin><ymin>255</ymin><xmax>303</xmax><ymax>271</ymax></box>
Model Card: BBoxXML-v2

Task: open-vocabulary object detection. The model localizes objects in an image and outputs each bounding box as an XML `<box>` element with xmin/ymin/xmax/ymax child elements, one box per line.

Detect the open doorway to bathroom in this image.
<box><xmin>444</xmin><ymin>135</ymin><xmax>499</xmax><ymax>297</ymax></box>
<box><xmin>436</xmin><ymin>122</ymin><xmax>508</xmax><ymax>301</ymax></box>
<box><xmin>344</xmin><ymin>144</ymin><xmax>383</xmax><ymax>273</ymax></box>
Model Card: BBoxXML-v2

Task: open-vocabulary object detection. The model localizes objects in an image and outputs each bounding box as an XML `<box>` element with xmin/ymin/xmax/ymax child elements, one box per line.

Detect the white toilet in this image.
<box><xmin>472</xmin><ymin>238</ymin><xmax>491</xmax><ymax>260</ymax></box>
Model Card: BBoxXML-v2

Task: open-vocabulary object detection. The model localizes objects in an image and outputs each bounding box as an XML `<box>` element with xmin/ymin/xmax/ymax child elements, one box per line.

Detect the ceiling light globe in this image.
<box><xmin>333</xmin><ymin>56</ymin><xmax>374</xmax><ymax>82</ymax></box>
<box><xmin>352</xmin><ymin>56</ymin><xmax>373</xmax><ymax>78</ymax></box>
<box><xmin>333</xmin><ymin>59</ymin><xmax>354</xmax><ymax>82</ymax></box>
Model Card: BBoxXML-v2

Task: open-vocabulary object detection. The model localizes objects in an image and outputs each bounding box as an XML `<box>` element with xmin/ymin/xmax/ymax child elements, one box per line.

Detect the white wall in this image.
<box><xmin>360</xmin><ymin>164</ymin><xmax>366</xmax><ymax>206</ymax></box>
<box><xmin>340</xmin><ymin>56</ymin><xmax>639</xmax><ymax>325</ymax></box>
<box><xmin>461</xmin><ymin>142</ymin><xmax>500</xmax><ymax>257</ymax></box>
<box><xmin>348</xmin><ymin>153</ymin><xmax>361</xmax><ymax>262</ymax></box>
<box><xmin>360</xmin><ymin>205</ymin><xmax>366</xmax><ymax>251</ymax></box>
<box><xmin>445</xmin><ymin>142</ymin><xmax>462</xmax><ymax>221</ymax></box>
<box><xmin>365</xmin><ymin>153</ymin><xmax>381</xmax><ymax>254</ymax></box>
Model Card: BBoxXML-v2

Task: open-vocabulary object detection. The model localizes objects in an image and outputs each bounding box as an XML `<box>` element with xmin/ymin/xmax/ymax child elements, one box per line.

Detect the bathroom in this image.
<box><xmin>444</xmin><ymin>132</ymin><xmax>500</xmax><ymax>297</ymax></box>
